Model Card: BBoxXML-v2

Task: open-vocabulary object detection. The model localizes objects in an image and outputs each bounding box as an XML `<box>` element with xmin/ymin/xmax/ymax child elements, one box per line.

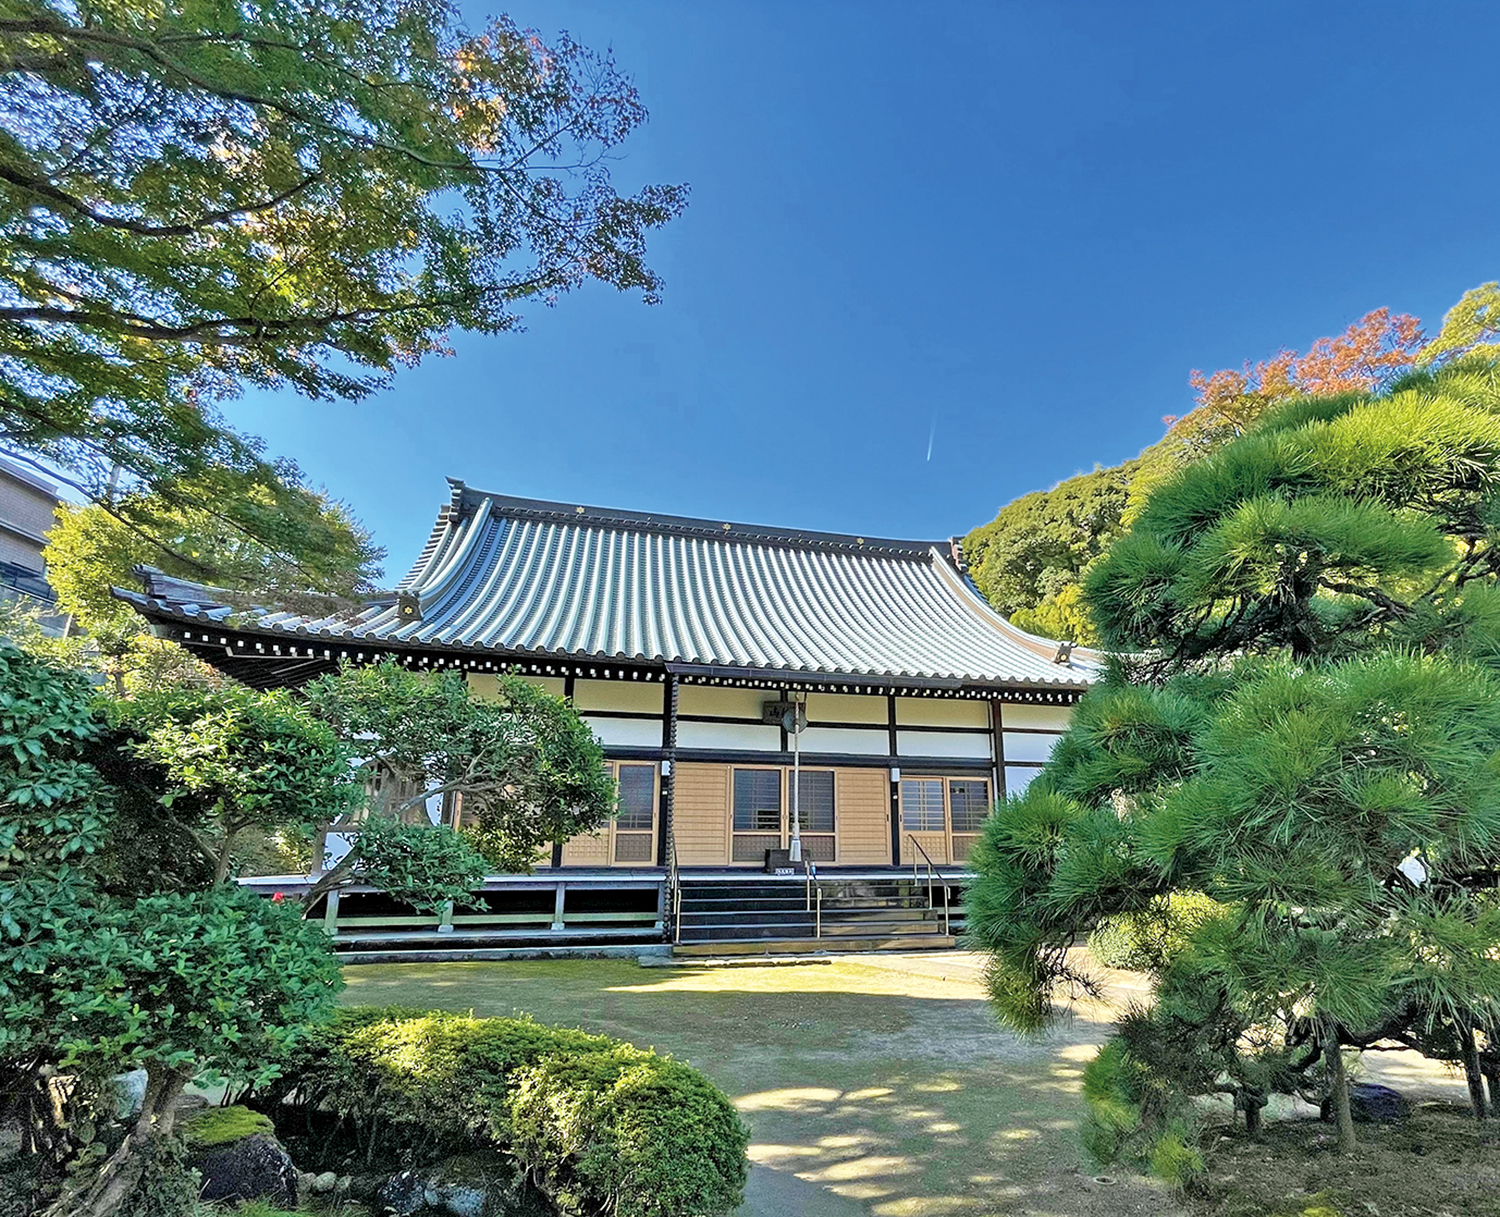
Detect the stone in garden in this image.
<box><xmin>181</xmin><ymin>1105</ymin><xmax>297</xmax><ymax>1208</ymax></box>
<box><xmin>377</xmin><ymin>1152</ymin><xmax>541</xmax><ymax>1217</ymax></box>
<box><xmin>194</xmin><ymin>1134</ymin><xmax>299</xmax><ymax>1208</ymax></box>
<box><xmin>1320</xmin><ymin>1082</ymin><xmax>1411</xmax><ymax>1124</ymax></box>
<box><xmin>109</xmin><ymin>1069</ymin><xmax>148</xmax><ymax>1119</ymax></box>
<box><xmin>377</xmin><ymin>1169</ymin><xmax>429</xmax><ymax>1217</ymax></box>
<box><xmin>311</xmin><ymin>1170</ymin><xmax>339</xmax><ymax>1193</ymax></box>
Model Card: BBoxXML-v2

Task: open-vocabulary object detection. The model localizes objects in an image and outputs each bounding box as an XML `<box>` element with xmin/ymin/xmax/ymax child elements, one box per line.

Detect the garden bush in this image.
<box><xmin>509</xmin><ymin>1044</ymin><xmax>750</xmax><ymax>1217</ymax></box>
<box><xmin>1086</xmin><ymin>891</ymin><xmax>1224</xmax><ymax>972</ymax></box>
<box><xmin>263</xmin><ymin>1006</ymin><xmax>749</xmax><ymax>1216</ymax></box>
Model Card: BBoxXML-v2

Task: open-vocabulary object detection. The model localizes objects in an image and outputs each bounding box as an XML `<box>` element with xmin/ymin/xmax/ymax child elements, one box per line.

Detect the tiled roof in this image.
<box><xmin>116</xmin><ymin>480</ymin><xmax>1098</xmax><ymax>690</ymax></box>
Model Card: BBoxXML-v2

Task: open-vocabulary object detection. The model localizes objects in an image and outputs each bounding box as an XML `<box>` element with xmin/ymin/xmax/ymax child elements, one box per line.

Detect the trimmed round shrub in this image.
<box><xmin>509</xmin><ymin>1045</ymin><xmax>749</xmax><ymax>1217</ymax></box>
<box><xmin>1087</xmin><ymin>891</ymin><xmax>1223</xmax><ymax>972</ymax></box>
<box><xmin>264</xmin><ymin>1006</ymin><xmax>617</xmax><ymax>1161</ymax></box>
<box><xmin>262</xmin><ymin>1006</ymin><xmax>748</xmax><ymax>1216</ymax></box>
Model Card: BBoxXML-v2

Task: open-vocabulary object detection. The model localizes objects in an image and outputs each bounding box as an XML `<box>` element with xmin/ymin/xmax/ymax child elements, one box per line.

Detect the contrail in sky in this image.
<box><xmin>926</xmin><ymin>414</ymin><xmax>936</xmax><ymax>462</ymax></box>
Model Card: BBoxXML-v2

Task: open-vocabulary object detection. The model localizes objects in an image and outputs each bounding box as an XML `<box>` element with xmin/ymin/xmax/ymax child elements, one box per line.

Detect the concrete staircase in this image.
<box><xmin>673</xmin><ymin>873</ymin><xmax>964</xmax><ymax>956</ymax></box>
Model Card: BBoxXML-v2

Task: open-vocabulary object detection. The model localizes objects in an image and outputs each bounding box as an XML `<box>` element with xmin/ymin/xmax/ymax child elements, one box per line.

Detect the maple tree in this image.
<box><xmin>0</xmin><ymin>1</ymin><xmax>686</xmax><ymax>585</ymax></box>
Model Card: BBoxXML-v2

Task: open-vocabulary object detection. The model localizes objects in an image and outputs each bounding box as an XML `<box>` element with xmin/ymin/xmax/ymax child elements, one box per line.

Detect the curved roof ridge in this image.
<box><xmin>446</xmin><ymin>479</ymin><xmax>941</xmax><ymax>559</ymax></box>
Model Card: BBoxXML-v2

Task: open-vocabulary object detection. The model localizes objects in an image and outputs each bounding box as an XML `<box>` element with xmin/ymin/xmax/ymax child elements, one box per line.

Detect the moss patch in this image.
<box><xmin>180</xmin><ymin>1104</ymin><xmax>275</xmax><ymax>1151</ymax></box>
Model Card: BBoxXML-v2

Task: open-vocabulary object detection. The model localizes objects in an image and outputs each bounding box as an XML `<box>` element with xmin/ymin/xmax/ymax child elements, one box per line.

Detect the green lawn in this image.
<box><xmin>341</xmin><ymin>952</ymin><xmax>1181</xmax><ymax>1217</ymax></box>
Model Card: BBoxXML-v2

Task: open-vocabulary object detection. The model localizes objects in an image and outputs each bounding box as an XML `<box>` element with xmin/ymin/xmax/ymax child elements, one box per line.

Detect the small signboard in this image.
<box><xmin>761</xmin><ymin>700</ymin><xmax>808</xmax><ymax>731</ymax></box>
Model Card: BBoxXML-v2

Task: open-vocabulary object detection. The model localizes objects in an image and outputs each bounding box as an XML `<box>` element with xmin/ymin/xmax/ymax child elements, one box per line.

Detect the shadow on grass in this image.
<box><xmin>342</xmin><ymin>958</ymin><xmax>1179</xmax><ymax>1217</ymax></box>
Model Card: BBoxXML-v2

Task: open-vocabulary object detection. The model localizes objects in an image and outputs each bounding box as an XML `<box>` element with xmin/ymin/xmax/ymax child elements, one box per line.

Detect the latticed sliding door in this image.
<box><xmin>900</xmin><ymin>777</ymin><xmax>949</xmax><ymax>864</ymax></box>
<box><xmin>792</xmin><ymin>769</ymin><xmax>836</xmax><ymax>862</ymax></box>
<box><xmin>900</xmin><ymin>776</ymin><xmax>994</xmax><ymax>865</ymax></box>
<box><xmin>612</xmin><ymin>762</ymin><xmax>657</xmax><ymax>863</ymax></box>
<box><xmin>947</xmin><ymin>778</ymin><xmax>991</xmax><ymax>863</ymax></box>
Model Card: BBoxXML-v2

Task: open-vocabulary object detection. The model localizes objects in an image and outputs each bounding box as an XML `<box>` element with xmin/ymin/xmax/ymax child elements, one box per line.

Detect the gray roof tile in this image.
<box><xmin>119</xmin><ymin>481</ymin><xmax>1099</xmax><ymax>689</ymax></box>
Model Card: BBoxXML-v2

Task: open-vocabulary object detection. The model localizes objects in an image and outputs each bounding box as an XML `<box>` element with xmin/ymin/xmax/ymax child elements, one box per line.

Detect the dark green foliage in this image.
<box><xmin>264</xmin><ymin>1006</ymin><xmax>617</xmax><ymax>1158</ymax></box>
<box><xmin>340</xmin><ymin>815</ymin><xmax>489</xmax><ymax>915</ymax></box>
<box><xmin>970</xmin><ymin>353</ymin><xmax>1500</xmax><ymax>1177</ymax></box>
<box><xmin>265</xmin><ymin>1006</ymin><xmax>750</xmax><ymax>1217</ymax></box>
<box><xmin>304</xmin><ymin>662</ymin><xmax>615</xmax><ymax>875</ymax></box>
<box><xmin>1088</xmin><ymin>365</ymin><xmax>1500</xmax><ymax>662</ymax></box>
<box><xmin>20</xmin><ymin>883</ymin><xmax>340</xmax><ymax>1085</ymax></box>
<box><xmin>1043</xmin><ymin>678</ymin><xmax>1209</xmax><ymax>804</ymax></box>
<box><xmin>109</xmin><ymin>683</ymin><xmax>359</xmax><ymax>880</ymax></box>
<box><xmin>0</xmin><ymin>646</ymin><xmax>360</xmax><ymax>1216</ymax></box>
<box><xmin>1087</xmin><ymin>892</ymin><xmax>1224</xmax><ymax>972</ymax></box>
<box><xmin>1080</xmin><ymin>1039</ymin><xmax>1202</xmax><ymax>1184</ymax></box>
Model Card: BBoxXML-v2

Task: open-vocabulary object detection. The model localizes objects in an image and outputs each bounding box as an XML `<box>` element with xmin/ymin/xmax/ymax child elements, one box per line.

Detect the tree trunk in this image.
<box><xmin>1323</xmin><ymin>1031</ymin><xmax>1356</xmax><ymax>1154</ymax></box>
<box><xmin>52</xmin><ymin>1063</ymin><xmax>193</xmax><ymax>1217</ymax></box>
<box><xmin>1481</xmin><ymin>1054</ymin><xmax>1500</xmax><ymax>1115</ymax></box>
<box><xmin>1243</xmin><ymin>1090</ymin><xmax>1264</xmax><ymax>1136</ymax></box>
<box><xmin>1462</xmin><ymin>1024</ymin><xmax>1489</xmax><ymax>1120</ymax></box>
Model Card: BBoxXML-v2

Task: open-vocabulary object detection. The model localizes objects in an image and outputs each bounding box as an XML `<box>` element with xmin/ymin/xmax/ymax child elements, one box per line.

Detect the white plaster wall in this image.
<box><xmin>678</xmin><ymin>686</ymin><xmax>768</xmax><ymax>719</ymax></box>
<box><xmin>572</xmin><ymin>678</ymin><xmax>664</xmax><ymax>714</ymax></box>
<box><xmin>796</xmin><ymin>726</ymin><xmax>889</xmax><ymax>755</ymax></box>
<box><xmin>895</xmin><ymin>697</ymin><xmax>990</xmax><ymax>728</ymax></box>
<box><xmin>584</xmin><ymin>717</ymin><xmax>663</xmax><ymax>748</ymax></box>
<box><xmin>897</xmin><ymin>729</ymin><xmax>992</xmax><ymax>759</ymax></box>
<box><xmin>677</xmin><ymin>720</ymin><xmax>782</xmax><ymax>751</ymax></box>
<box><xmin>1004</xmin><ymin>766</ymin><xmax>1046</xmax><ymax>795</ymax></box>
<box><xmin>806</xmin><ymin>692</ymin><xmax>889</xmax><ymax>724</ymax></box>
<box><xmin>999</xmin><ymin>703</ymin><xmax>1073</xmax><ymax>731</ymax></box>
<box><xmin>1002</xmin><ymin>731</ymin><xmax>1062</xmax><ymax>764</ymax></box>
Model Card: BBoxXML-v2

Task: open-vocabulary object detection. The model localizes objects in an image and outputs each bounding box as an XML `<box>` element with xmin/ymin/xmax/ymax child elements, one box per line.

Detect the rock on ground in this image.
<box><xmin>1320</xmin><ymin>1082</ymin><xmax>1411</xmax><ymax>1124</ymax></box>
<box><xmin>376</xmin><ymin>1152</ymin><xmax>545</xmax><ymax>1217</ymax></box>
<box><xmin>193</xmin><ymin>1133</ymin><xmax>299</xmax><ymax>1209</ymax></box>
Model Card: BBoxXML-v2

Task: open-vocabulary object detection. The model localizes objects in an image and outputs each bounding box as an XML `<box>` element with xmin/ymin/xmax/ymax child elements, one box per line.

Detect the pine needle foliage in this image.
<box><xmin>968</xmin><ymin>350</ymin><xmax>1500</xmax><ymax>1177</ymax></box>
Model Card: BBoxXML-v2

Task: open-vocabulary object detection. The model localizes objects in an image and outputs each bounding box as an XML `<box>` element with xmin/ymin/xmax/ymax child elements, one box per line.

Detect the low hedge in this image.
<box><xmin>263</xmin><ymin>1006</ymin><xmax>749</xmax><ymax>1217</ymax></box>
<box><xmin>1087</xmin><ymin>891</ymin><xmax>1224</xmax><ymax>972</ymax></box>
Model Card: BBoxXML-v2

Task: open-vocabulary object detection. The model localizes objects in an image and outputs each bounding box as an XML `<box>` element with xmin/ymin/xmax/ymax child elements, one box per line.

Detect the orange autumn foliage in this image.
<box><xmin>1176</xmin><ymin>307</ymin><xmax>1426</xmax><ymax>431</ymax></box>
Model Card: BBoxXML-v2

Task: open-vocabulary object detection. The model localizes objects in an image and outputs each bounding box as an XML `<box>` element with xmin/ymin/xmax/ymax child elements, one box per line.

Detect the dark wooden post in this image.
<box><xmin>990</xmin><ymin>699</ymin><xmax>1007</xmax><ymax>800</ymax></box>
<box><xmin>656</xmin><ymin>674</ymin><xmax>678</xmax><ymax>866</ymax></box>
<box><xmin>887</xmin><ymin>693</ymin><xmax>901</xmax><ymax>866</ymax></box>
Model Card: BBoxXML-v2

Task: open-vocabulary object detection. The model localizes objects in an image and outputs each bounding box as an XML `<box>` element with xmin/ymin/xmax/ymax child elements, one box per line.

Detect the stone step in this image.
<box><xmin>672</xmin><ymin>935</ymin><xmax>959</xmax><ymax>957</ymax></box>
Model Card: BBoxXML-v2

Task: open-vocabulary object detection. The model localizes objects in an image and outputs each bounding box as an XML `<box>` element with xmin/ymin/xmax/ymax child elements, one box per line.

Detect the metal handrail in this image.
<box><xmin>905</xmin><ymin>834</ymin><xmax>954</xmax><ymax>936</ymax></box>
<box><xmin>666</xmin><ymin>829</ymin><xmax>681</xmax><ymax>944</ymax></box>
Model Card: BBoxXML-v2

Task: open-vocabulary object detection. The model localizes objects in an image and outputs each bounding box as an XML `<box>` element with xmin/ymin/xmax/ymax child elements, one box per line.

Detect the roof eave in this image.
<box><xmin>124</xmin><ymin>599</ymin><xmax>1093</xmax><ymax>695</ymax></box>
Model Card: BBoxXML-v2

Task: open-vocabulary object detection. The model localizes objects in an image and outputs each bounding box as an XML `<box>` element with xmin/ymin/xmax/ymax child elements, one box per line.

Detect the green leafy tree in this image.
<box><xmin>303</xmin><ymin>661</ymin><xmax>616</xmax><ymax>883</ymax></box>
<box><xmin>45</xmin><ymin>493</ymin><xmax>383</xmax><ymax>640</ymax></box>
<box><xmin>968</xmin><ymin>354</ymin><xmax>1500</xmax><ymax>1173</ymax></box>
<box><xmin>1417</xmin><ymin>281</ymin><xmax>1500</xmax><ymax>367</ymax></box>
<box><xmin>0</xmin><ymin>648</ymin><xmax>364</xmax><ymax>1215</ymax></box>
<box><xmin>108</xmin><ymin>682</ymin><xmax>361</xmax><ymax>880</ymax></box>
<box><xmin>962</xmin><ymin>462</ymin><xmax>1138</xmax><ymax>645</ymax></box>
<box><xmin>0</xmin><ymin>0</ymin><xmax>685</xmax><ymax>579</ymax></box>
<box><xmin>962</xmin><ymin>286</ymin><xmax>1495</xmax><ymax>637</ymax></box>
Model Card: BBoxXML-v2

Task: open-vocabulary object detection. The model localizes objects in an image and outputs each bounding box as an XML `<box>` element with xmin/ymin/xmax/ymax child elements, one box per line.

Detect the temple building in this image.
<box><xmin>119</xmin><ymin>481</ymin><xmax>1098</xmax><ymax>952</ymax></box>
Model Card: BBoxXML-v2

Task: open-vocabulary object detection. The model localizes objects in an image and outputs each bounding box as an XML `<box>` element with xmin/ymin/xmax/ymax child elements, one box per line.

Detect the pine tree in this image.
<box><xmin>968</xmin><ymin>353</ymin><xmax>1500</xmax><ymax>1169</ymax></box>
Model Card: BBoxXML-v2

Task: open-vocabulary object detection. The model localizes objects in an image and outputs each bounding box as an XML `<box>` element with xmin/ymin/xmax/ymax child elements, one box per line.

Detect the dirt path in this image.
<box><xmin>342</xmin><ymin>950</ymin><xmax>1182</xmax><ymax>1217</ymax></box>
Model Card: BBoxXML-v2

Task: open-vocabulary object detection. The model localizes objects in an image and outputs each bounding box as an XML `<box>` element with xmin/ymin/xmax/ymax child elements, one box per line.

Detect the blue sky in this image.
<box><xmin>228</xmin><ymin>1</ymin><xmax>1500</xmax><ymax>582</ymax></box>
